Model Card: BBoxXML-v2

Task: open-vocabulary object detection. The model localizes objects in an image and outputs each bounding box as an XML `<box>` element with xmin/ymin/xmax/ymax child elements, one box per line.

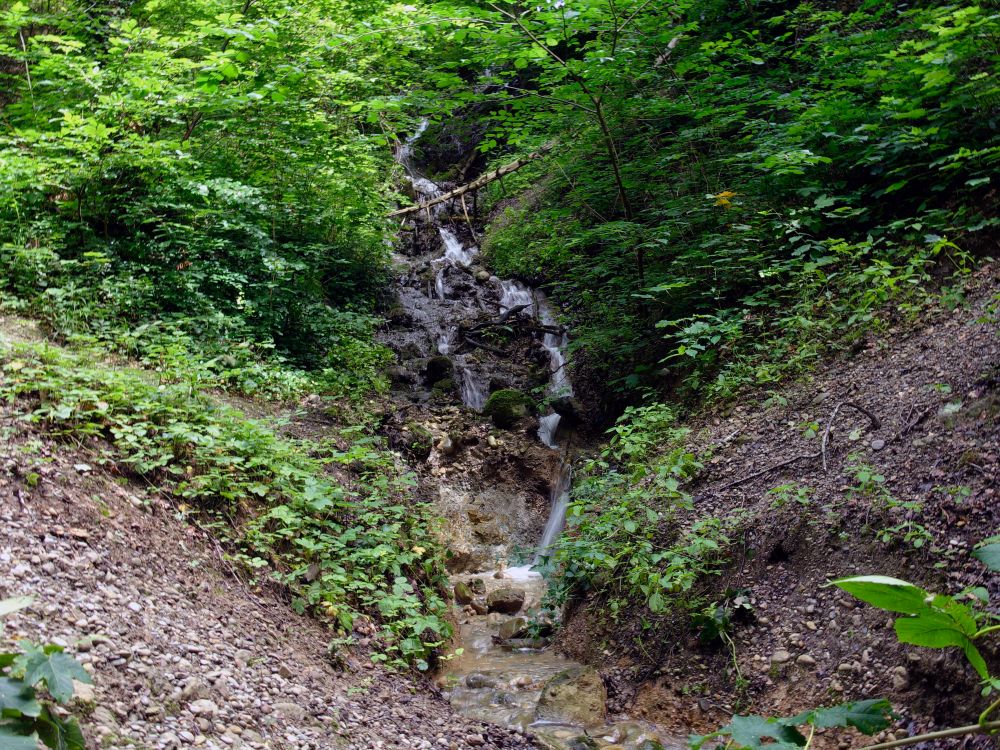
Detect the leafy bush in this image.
<box><xmin>545</xmin><ymin>403</ymin><xmax>727</xmax><ymax>617</ymax></box>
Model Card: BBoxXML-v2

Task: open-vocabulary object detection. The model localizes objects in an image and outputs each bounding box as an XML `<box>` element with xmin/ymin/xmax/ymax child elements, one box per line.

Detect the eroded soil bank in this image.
<box><xmin>554</xmin><ymin>264</ymin><xmax>1000</xmax><ymax>747</ymax></box>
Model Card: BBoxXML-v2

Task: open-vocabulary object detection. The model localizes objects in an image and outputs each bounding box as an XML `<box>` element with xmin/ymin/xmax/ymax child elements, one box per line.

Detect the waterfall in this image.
<box><xmin>392</xmin><ymin>121</ymin><xmax>575</xmax><ymax>559</ymax></box>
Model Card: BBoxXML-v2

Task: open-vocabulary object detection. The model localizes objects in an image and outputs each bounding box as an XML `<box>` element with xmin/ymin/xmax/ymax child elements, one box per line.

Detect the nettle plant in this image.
<box><xmin>0</xmin><ymin>598</ymin><xmax>91</xmax><ymax>750</ymax></box>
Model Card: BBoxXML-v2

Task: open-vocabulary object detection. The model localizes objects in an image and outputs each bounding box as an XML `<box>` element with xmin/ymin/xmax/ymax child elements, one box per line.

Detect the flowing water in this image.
<box><xmin>392</xmin><ymin>123</ymin><xmax>678</xmax><ymax>750</ymax></box>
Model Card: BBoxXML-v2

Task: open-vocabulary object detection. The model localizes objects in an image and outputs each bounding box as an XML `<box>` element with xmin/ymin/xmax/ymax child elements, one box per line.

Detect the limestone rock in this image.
<box><xmin>536</xmin><ymin>666</ymin><xmax>607</xmax><ymax>728</ymax></box>
<box><xmin>497</xmin><ymin>616</ymin><xmax>528</xmax><ymax>641</ymax></box>
<box><xmin>486</xmin><ymin>587</ymin><xmax>526</xmax><ymax>615</ymax></box>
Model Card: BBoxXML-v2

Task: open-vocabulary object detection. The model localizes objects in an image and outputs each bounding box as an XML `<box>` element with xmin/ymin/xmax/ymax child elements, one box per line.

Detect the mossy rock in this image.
<box><xmin>482</xmin><ymin>389</ymin><xmax>532</xmax><ymax>428</ymax></box>
<box><xmin>402</xmin><ymin>421</ymin><xmax>433</xmax><ymax>460</ymax></box>
<box><xmin>431</xmin><ymin>377</ymin><xmax>455</xmax><ymax>395</ymax></box>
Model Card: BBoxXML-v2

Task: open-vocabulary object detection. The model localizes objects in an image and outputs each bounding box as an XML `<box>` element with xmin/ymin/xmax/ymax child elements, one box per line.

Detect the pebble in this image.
<box><xmin>770</xmin><ymin>650</ymin><xmax>792</xmax><ymax>664</ymax></box>
<box><xmin>796</xmin><ymin>655</ymin><xmax>816</xmax><ymax>668</ymax></box>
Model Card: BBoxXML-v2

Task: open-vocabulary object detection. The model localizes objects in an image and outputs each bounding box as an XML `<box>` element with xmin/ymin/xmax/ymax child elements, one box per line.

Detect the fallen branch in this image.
<box><xmin>462</xmin><ymin>335</ymin><xmax>507</xmax><ymax>356</ymax></box>
<box><xmin>723</xmin><ymin>400</ymin><xmax>880</xmax><ymax>488</ymax></box>
<box><xmin>821</xmin><ymin>401</ymin><xmax>881</xmax><ymax>472</ymax></box>
<box><xmin>722</xmin><ymin>451</ymin><xmax>820</xmax><ymax>490</ymax></box>
<box><xmin>388</xmin><ymin>144</ymin><xmax>553</xmax><ymax>217</ymax></box>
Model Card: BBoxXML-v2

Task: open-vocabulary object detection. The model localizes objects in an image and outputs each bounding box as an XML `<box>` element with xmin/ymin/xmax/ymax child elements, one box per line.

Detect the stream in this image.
<box><xmin>390</xmin><ymin>123</ymin><xmax>678</xmax><ymax>750</ymax></box>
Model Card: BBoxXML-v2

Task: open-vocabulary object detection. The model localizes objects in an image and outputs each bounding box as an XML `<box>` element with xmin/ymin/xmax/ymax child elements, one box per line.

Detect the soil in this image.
<box><xmin>555</xmin><ymin>264</ymin><xmax>1000</xmax><ymax>747</ymax></box>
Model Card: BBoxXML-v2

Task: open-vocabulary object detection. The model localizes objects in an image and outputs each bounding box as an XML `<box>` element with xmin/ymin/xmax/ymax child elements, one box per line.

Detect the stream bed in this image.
<box><xmin>390</xmin><ymin>122</ymin><xmax>680</xmax><ymax>750</ymax></box>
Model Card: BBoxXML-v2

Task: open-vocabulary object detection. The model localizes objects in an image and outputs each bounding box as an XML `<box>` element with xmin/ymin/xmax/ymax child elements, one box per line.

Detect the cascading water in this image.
<box><xmin>497</xmin><ymin>280</ymin><xmax>575</xmax><ymax>561</ymax></box>
<box><xmin>388</xmin><ymin>123</ymin><xmax>677</xmax><ymax>750</ymax></box>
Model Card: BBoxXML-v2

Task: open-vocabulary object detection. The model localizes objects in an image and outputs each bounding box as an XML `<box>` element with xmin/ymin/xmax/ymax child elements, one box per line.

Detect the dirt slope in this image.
<box><xmin>0</xmin><ymin>411</ymin><xmax>536</xmax><ymax>750</ymax></box>
<box><xmin>558</xmin><ymin>265</ymin><xmax>1000</xmax><ymax>746</ymax></box>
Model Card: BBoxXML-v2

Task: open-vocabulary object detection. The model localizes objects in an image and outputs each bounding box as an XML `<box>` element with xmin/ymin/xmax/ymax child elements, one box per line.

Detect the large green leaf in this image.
<box><xmin>790</xmin><ymin>699</ymin><xmax>893</xmax><ymax>734</ymax></box>
<box><xmin>0</xmin><ymin>723</ymin><xmax>41</xmax><ymax>750</ymax></box>
<box><xmin>972</xmin><ymin>543</ymin><xmax>1000</xmax><ymax>572</ymax></box>
<box><xmin>20</xmin><ymin>647</ymin><xmax>91</xmax><ymax>704</ymax></box>
<box><xmin>0</xmin><ymin>678</ymin><xmax>41</xmax><ymax>718</ymax></box>
<box><xmin>35</xmin><ymin>705</ymin><xmax>85</xmax><ymax>750</ymax></box>
<box><xmin>715</xmin><ymin>715</ymin><xmax>807</xmax><ymax>749</ymax></box>
<box><xmin>832</xmin><ymin>576</ymin><xmax>929</xmax><ymax>614</ymax></box>
<box><xmin>895</xmin><ymin>613</ymin><xmax>988</xmax><ymax>678</ymax></box>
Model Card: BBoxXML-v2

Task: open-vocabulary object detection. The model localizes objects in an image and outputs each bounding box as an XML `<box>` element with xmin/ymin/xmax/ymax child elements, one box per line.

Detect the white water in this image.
<box><xmin>458</xmin><ymin>360</ymin><xmax>488</xmax><ymax>410</ymax></box>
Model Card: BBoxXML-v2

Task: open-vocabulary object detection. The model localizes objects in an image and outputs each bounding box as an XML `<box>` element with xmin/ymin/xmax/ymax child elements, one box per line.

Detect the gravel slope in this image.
<box><xmin>0</xmin><ymin>418</ymin><xmax>537</xmax><ymax>750</ymax></box>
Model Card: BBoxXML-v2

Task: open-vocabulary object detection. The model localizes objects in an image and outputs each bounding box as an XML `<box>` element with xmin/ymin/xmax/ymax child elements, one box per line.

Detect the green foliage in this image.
<box><xmin>0</xmin><ymin>343</ymin><xmax>451</xmax><ymax>668</ymax></box>
<box><xmin>833</xmin><ymin>574</ymin><xmax>999</xmax><ymax>689</ymax></box>
<box><xmin>0</xmin><ymin>0</ymin><xmax>398</xmax><ymax>389</ymax></box>
<box><xmin>545</xmin><ymin>403</ymin><xmax>726</xmax><ymax>617</ymax></box>
<box><xmin>973</xmin><ymin>537</ymin><xmax>1000</xmax><ymax>572</ymax></box>
<box><xmin>767</xmin><ymin>483</ymin><xmax>813</xmax><ymax>510</ymax></box>
<box><xmin>0</xmin><ymin>597</ymin><xmax>89</xmax><ymax>750</ymax></box>
<box><xmin>691</xmin><ymin>699</ymin><xmax>893</xmax><ymax>750</ymax></box>
<box><xmin>401</xmin><ymin>0</ymin><xmax>995</xmax><ymax>397</ymax></box>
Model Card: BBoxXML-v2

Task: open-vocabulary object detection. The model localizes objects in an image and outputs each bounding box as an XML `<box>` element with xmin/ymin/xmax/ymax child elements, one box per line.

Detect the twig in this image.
<box><xmin>722</xmin><ymin>451</ymin><xmax>820</xmax><ymax>490</ymax></box>
<box><xmin>822</xmin><ymin>401</ymin><xmax>881</xmax><ymax>472</ymax></box>
<box><xmin>462</xmin><ymin>335</ymin><xmax>507</xmax><ymax>356</ymax></box>
<box><xmin>859</xmin><ymin>720</ymin><xmax>1000</xmax><ymax>750</ymax></box>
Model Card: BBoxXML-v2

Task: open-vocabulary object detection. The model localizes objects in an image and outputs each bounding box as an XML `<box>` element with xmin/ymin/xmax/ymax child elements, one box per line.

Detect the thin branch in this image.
<box><xmin>388</xmin><ymin>144</ymin><xmax>553</xmax><ymax>217</ymax></box>
<box><xmin>859</xmin><ymin>721</ymin><xmax>1000</xmax><ymax>750</ymax></box>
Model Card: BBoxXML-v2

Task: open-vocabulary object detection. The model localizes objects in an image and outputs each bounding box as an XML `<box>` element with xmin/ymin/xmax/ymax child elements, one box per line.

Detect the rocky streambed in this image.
<box><xmin>382</xmin><ymin>124</ymin><xmax>680</xmax><ymax>750</ymax></box>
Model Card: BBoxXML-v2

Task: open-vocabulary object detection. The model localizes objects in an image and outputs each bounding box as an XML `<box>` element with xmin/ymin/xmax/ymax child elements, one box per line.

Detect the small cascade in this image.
<box><xmin>534</xmin><ymin>461</ymin><xmax>572</xmax><ymax>562</ymax></box>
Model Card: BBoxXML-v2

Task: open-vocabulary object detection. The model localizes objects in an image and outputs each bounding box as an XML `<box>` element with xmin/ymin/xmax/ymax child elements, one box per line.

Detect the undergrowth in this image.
<box><xmin>544</xmin><ymin>404</ymin><xmax>736</xmax><ymax>620</ymax></box>
<box><xmin>0</xmin><ymin>341</ymin><xmax>450</xmax><ymax>670</ymax></box>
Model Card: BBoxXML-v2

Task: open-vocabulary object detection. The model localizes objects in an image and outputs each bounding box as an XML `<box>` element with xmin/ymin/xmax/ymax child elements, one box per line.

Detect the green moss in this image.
<box><xmin>483</xmin><ymin>389</ymin><xmax>533</xmax><ymax>428</ymax></box>
<box><xmin>403</xmin><ymin>421</ymin><xmax>434</xmax><ymax>459</ymax></box>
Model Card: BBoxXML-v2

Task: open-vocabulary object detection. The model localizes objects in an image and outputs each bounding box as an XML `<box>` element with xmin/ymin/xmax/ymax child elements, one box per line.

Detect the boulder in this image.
<box><xmin>498</xmin><ymin>616</ymin><xmax>528</xmax><ymax>641</ymax></box>
<box><xmin>470</xmin><ymin>578</ymin><xmax>487</xmax><ymax>595</ymax></box>
<box><xmin>453</xmin><ymin>582</ymin><xmax>474</xmax><ymax>605</ymax></box>
<box><xmin>486</xmin><ymin>587</ymin><xmax>526</xmax><ymax>615</ymax></box>
<box><xmin>470</xmin><ymin>599</ymin><xmax>488</xmax><ymax>615</ymax></box>
<box><xmin>482</xmin><ymin>389</ymin><xmax>533</xmax><ymax>429</ymax></box>
<box><xmin>536</xmin><ymin>666</ymin><xmax>607</xmax><ymax>728</ymax></box>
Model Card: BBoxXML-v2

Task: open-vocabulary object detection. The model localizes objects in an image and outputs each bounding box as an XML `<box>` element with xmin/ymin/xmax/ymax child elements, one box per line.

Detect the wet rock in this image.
<box><xmin>464</xmin><ymin>673</ymin><xmax>499</xmax><ymax>689</ymax></box>
<box><xmin>637</xmin><ymin>741</ymin><xmax>667</xmax><ymax>750</ymax></box>
<box><xmin>470</xmin><ymin>578</ymin><xmax>487</xmax><ymax>595</ymax></box>
<box><xmin>424</xmin><ymin>356</ymin><xmax>454</xmax><ymax>385</ymax></box>
<box><xmin>497</xmin><ymin>616</ymin><xmax>528</xmax><ymax>641</ymax></box>
<box><xmin>486</xmin><ymin>587</ymin><xmax>526</xmax><ymax>615</ymax></box>
<box><xmin>470</xmin><ymin>599</ymin><xmax>488</xmax><ymax>615</ymax></box>
<box><xmin>536</xmin><ymin>665</ymin><xmax>607</xmax><ymax>728</ymax></box>
<box><xmin>567</xmin><ymin>737</ymin><xmax>599</xmax><ymax>750</ymax></box>
<box><xmin>483</xmin><ymin>389</ymin><xmax>532</xmax><ymax>429</ymax></box>
<box><xmin>454</xmin><ymin>582</ymin><xmax>474</xmax><ymax>605</ymax></box>
<box><xmin>475</xmin><ymin>270</ymin><xmax>491</xmax><ymax>283</ymax></box>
